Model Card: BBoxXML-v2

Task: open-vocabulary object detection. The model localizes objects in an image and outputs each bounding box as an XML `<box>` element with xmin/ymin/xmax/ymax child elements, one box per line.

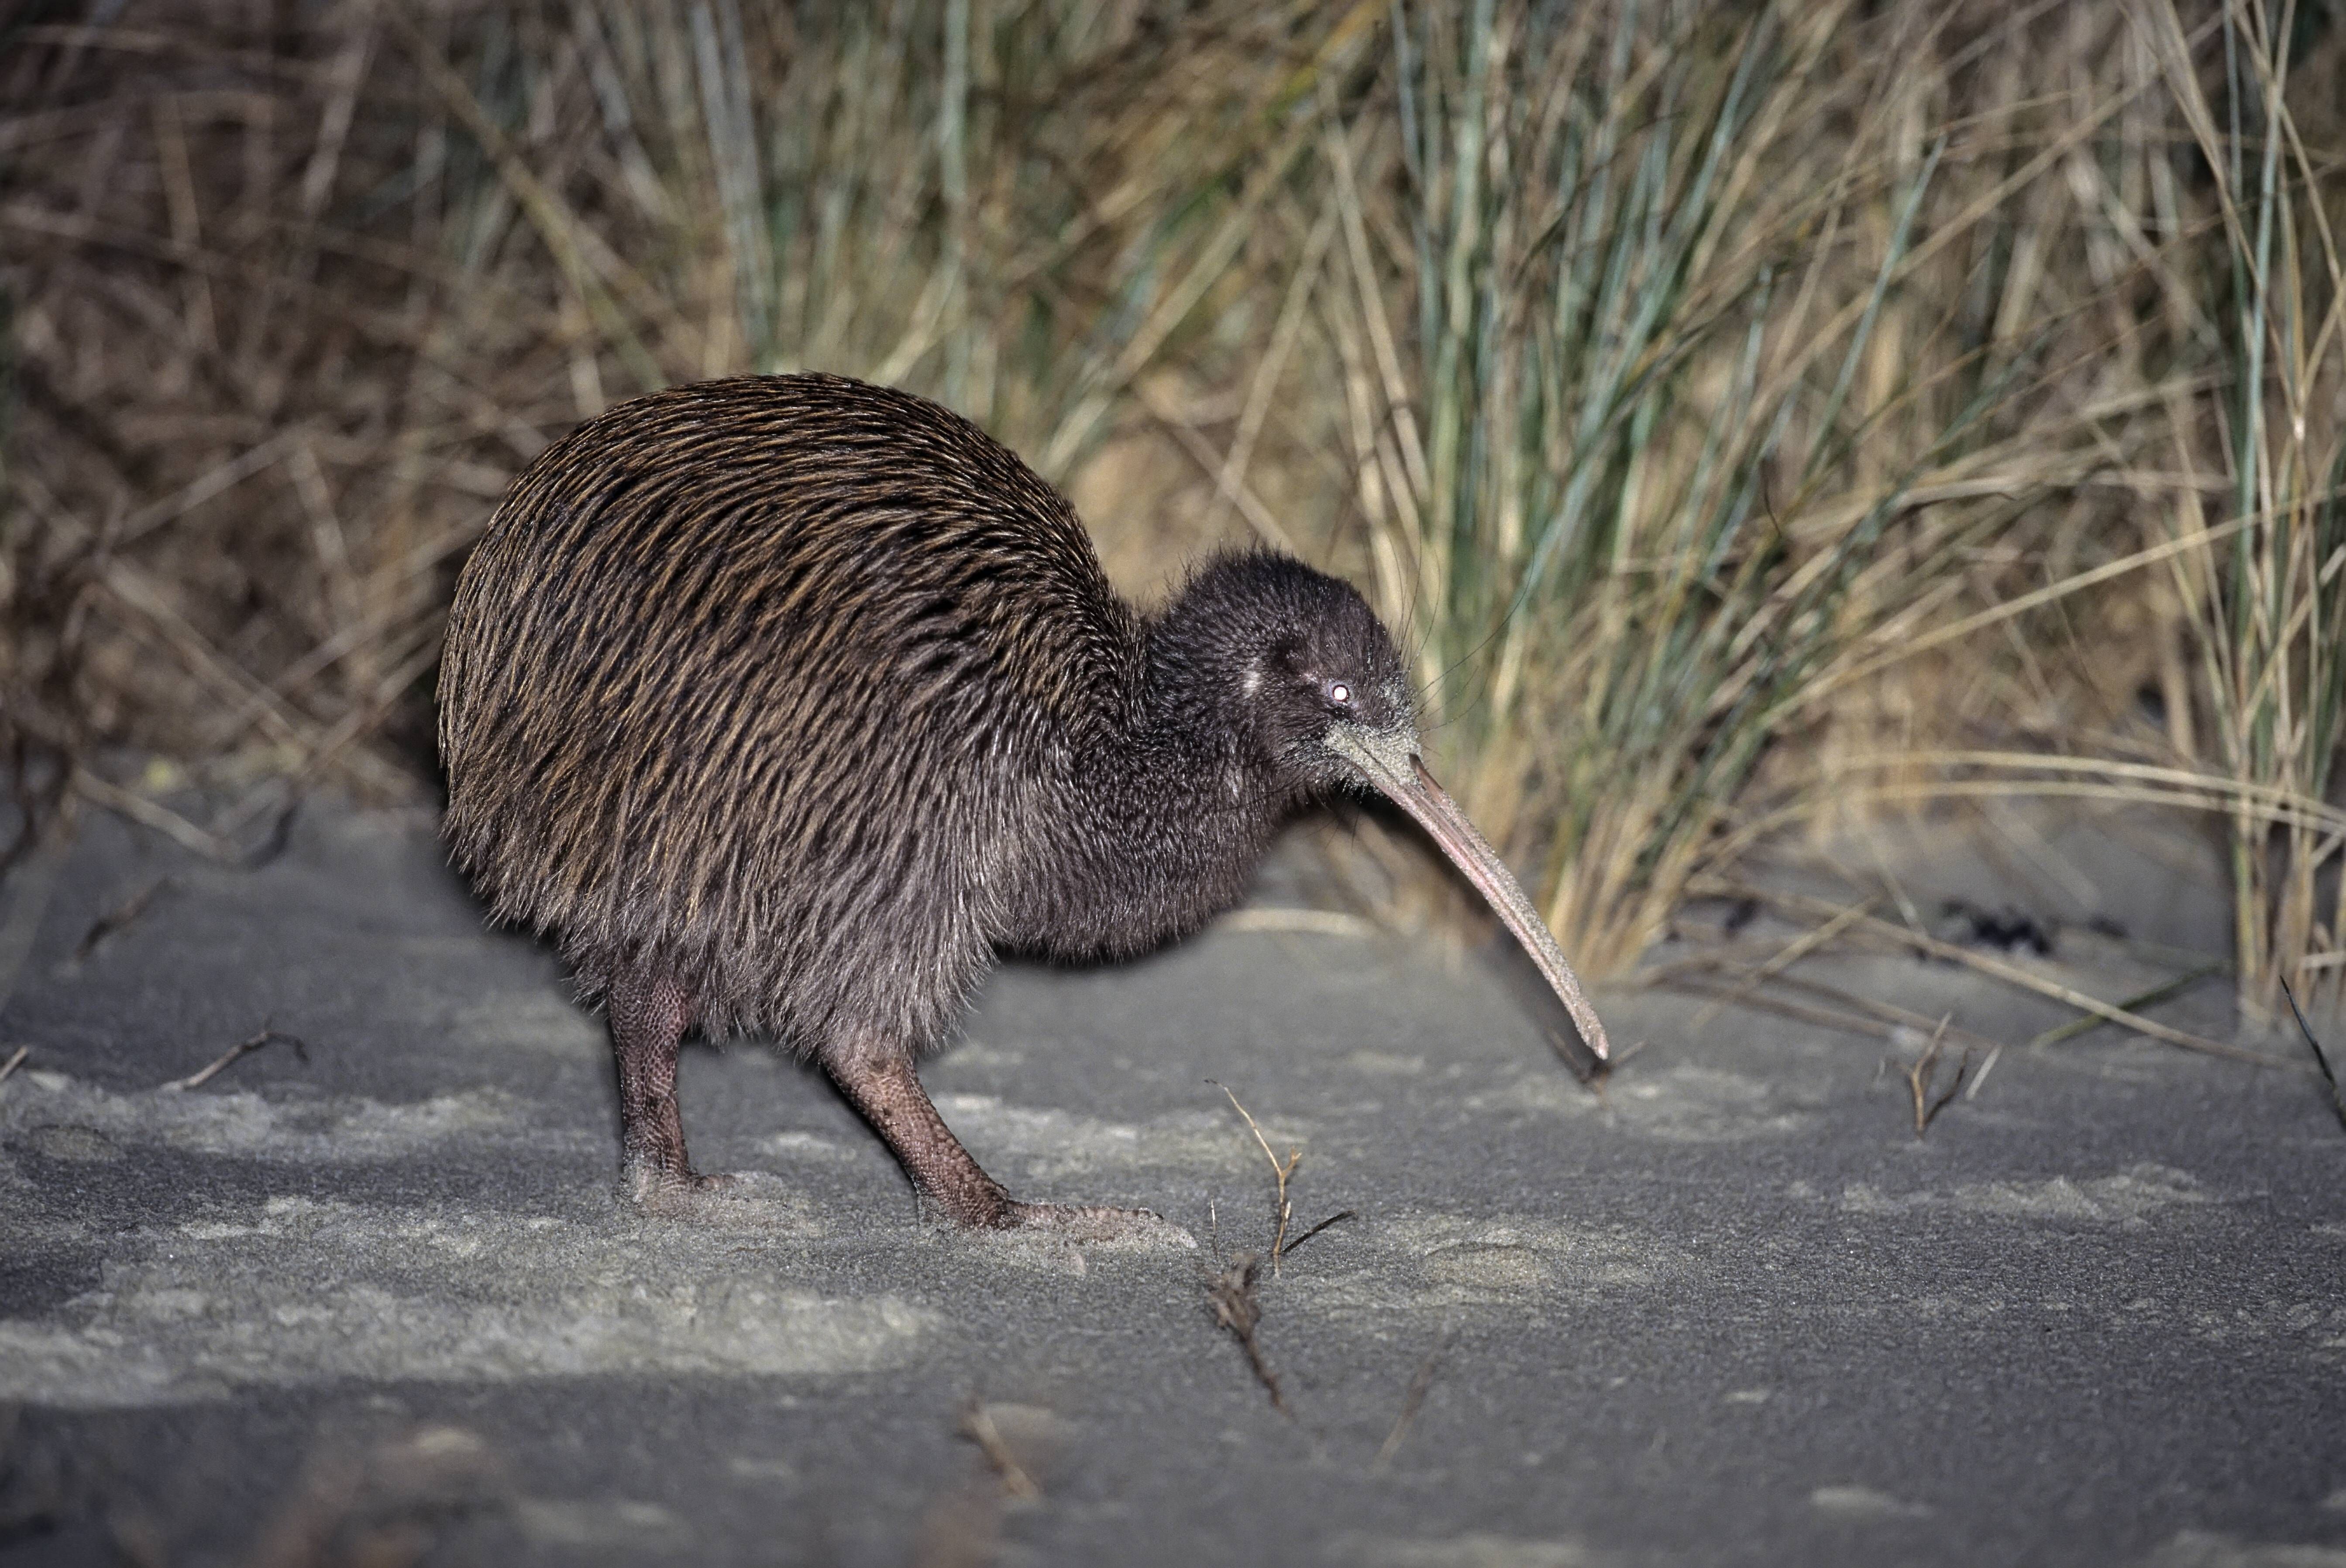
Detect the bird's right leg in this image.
<box><xmin>821</xmin><ymin>1041</ymin><xmax>1010</xmax><ymax>1224</ymax></box>
<box><xmin>607</xmin><ymin>964</ymin><xmax>736</xmax><ymax>1211</ymax></box>
<box><xmin>825</xmin><ymin>1041</ymin><xmax>1191</xmax><ymax>1246</ymax></box>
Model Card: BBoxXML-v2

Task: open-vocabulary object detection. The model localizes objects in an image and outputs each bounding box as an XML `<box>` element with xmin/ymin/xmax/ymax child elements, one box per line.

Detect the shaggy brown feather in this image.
<box><xmin>441</xmin><ymin>374</ymin><xmax>1150</xmax><ymax>1052</ymax></box>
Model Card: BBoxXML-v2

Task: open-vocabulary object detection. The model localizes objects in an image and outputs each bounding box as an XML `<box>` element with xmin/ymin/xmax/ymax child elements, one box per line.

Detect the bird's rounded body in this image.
<box><xmin>440</xmin><ymin>372</ymin><xmax>1606</xmax><ymax>1231</ymax></box>
<box><xmin>445</xmin><ymin>375</ymin><xmax>1278</xmax><ymax>1049</ymax></box>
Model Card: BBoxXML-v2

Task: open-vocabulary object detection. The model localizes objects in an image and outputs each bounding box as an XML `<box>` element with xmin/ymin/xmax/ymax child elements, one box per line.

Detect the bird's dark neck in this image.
<box><xmin>998</xmin><ymin>611</ymin><xmax>1293</xmax><ymax>962</ymax></box>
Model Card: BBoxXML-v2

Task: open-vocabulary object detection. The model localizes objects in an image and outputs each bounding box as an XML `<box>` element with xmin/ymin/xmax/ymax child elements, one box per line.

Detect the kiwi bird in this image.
<box><xmin>439</xmin><ymin>373</ymin><xmax>1609</xmax><ymax>1239</ymax></box>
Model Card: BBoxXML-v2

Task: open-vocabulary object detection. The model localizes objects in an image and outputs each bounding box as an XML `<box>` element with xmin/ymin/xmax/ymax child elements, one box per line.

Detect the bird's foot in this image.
<box><xmin>994</xmin><ymin>1199</ymin><xmax>1197</xmax><ymax>1249</ymax></box>
<box><xmin>622</xmin><ymin>1162</ymin><xmax>745</xmax><ymax>1219</ymax></box>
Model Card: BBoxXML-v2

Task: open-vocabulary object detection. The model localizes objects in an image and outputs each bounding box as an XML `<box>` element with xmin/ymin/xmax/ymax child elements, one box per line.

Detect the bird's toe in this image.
<box><xmin>1000</xmin><ymin>1200</ymin><xmax>1197</xmax><ymax>1249</ymax></box>
<box><xmin>624</xmin><ymin>1165</ymin><xmax>750</xmax><ymax>1219</ymax></box>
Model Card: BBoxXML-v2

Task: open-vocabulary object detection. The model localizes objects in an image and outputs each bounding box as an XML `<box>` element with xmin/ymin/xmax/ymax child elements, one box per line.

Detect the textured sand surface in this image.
<box><xmin>0</xmin><ymin>801</ymin><xmax>2341</xmax><ymax>1565</ymax></box>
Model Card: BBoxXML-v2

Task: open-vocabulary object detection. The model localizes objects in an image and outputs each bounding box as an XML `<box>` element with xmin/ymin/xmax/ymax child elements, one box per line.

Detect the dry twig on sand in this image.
<box><xmin>72</xmin><ymin>877</ymin><xmax>172</xmax><ymax>965</ymax></box>
<box><xmin>1700</xmin><ymin>880</ymin><xmax>2299</xmax><ymax>1070</ymax></box>
<box><xmin>2026</xmin><ymin>963</ymin><xmax>2227</xmax><ymax>1048</ymax></box>
<box><xmin>1659</xmin><ymin>955</ymin><xmax>2006</xmax><ymax>1057</ymax></box>
<box><xmin>2280</xmin><ymin>982</ymin><xmax>2346</xmax><ymax>1135</ymax></box>
<box><xmin>1279</xmin><ymin>1209</ymin><xmax>1355</xmax><ymax>1258</ymax></box>
<box><xmin>1373</xmin><ymin>1322</ymin><xmax>1452</xmax><ymax>1470</ymax></box>
<box><xmin>242</xmin><ymin>1424</ymin><xmax>499</xmax><ymax>1568</ymax></box>
<box><xmin>1198</xmin><ymin>1084</ymin><xmax>1355</xmax><ymax>1413</ymax></box>
<box><xmin>1906</xmin><ymin>1014</ymin><xmax>1970</xmax><ymax>1138</ymax></box>
<box><xmin>959</xmin><ymin>1400</ymin><xmax>1041</xmax><ymax>1501</ymax></box>
<box><xmin>915</xmin><ymin>1403</ymin><xmax>1059</xmax><ymax>1568</ymax></box>
<box><xmin>1687</xmin><ymin>900</ymin><xmax>1878</xmax><ymax>1032</ymax></box>
<box><xmin>160</xmin><ymin>1028</ymin><xmax>308</xmax><ymax>1093</ymax></box>
<box><xmin>1204</xmin><ymin>1252</ymin><xmax>1285</xmax><ymax>1414</ymax></box>
<box><xmin>1212</xmin><ymin>1080</ymin><xmax>1301</xmax><ymax>1270</ymax></box>
<box><xmin>0</xmin><ymin>1046</ymin><xmax>28</xmax><ymax>1089</ymax></box>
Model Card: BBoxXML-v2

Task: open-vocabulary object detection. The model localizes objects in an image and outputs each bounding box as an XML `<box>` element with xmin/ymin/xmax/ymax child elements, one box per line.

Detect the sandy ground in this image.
<box><xmin>0</xmin><ymin>796</ymin><xmax>2342</xmax><ymax>1567</ymax></box>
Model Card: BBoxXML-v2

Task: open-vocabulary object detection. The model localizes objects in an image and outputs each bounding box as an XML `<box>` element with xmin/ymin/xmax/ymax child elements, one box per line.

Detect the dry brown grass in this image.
<box><xmin>0</xmin><ymin>1</ymin><xmax>1351</xmax><ymax>844</ymax></box>
<box><xmin>3</xmin><ymin>0</ymin><xmax>2340</xmax><ymax>1020</ymax></box>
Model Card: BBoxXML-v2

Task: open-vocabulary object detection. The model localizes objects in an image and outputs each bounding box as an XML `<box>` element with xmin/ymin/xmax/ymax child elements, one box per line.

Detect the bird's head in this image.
<box><xmin>1156</xmin><ymin>551</ymin><xmax>1611</xmax><ymax>1062</ymax></box>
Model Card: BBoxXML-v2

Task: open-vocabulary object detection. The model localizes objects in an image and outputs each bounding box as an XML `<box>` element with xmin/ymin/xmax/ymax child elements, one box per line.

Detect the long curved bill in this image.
<box><xmin>1328</xmin><ymin>727</ymin><xmax>1612</xmax><ymax>1063</ymax></box>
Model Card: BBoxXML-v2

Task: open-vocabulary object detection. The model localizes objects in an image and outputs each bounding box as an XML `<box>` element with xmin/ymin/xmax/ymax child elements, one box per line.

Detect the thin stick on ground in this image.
<box><xmin>1688</xmin><ymin>897</ymin><xmax>1878</xmax><ymax>1032</ymax></box>
<box><xmin>73</xmin><ymin>876</ymin><xmax>172</xmax><ymax>964</ymax></box>
<box><xmin>1699</xmin><ymin>881</ymin><xmax>2302</xmax><ymax>1070</ymax></box>
<box><xmin>1662</xmin><ymin>956</ymin><xmax>2008</xmax><ymax>1055</ymax></box>
<box><xmin>1595</xmin><ymin>1037</ymin><xmax>1651</xmax><ymax>1070</ymax></box>
<box><xmin>2027</xmin><ymin>963</ymin><xmax>2226</xmax><ymax>1048</ymax></box>
<box><xmin>0</xmin><ymin>1046</ymin><xmax>28</xmax><ymax>1088</ymax></box>
<box><xmin>160</xmin><ymin>1028</ymin><xmax>309</xmax><ymax>1093</ymax></box>
<box><xmin>1211</xmin><ymin>1080</ymin><xmax>1301</xmax><ymax>1272</ymax></box>
<box><xmin>1373</xmin><ymin>1321</ymin><xmax>1451</xmax><ymax>1470</ymax></box>
<box><xmin>1279</xmin><ymin>1209</ymin><xmax>1355</xmax><ymax>1259</ymax></box>
<box><xmin>1962</xmin><ymin>1043</ymin><xmax>2003</xmax><ymax>1102</ymax></box>
<box><xmin>1906</xmin><ymin>1014</ymin><xmax>1970</xmax><ymax>1137</ymax></box>
<box><xmin>72</xmin><ymin>773</ymin><xmax>241</xmax><ymax>863</ymax></box>
<box><xmin>958</xmin><ymin>1400</ymin><xmax>1040</xmax><ymax>1501</ymax></box>
<box><xmin>1670</xmin><ymin>979</ymin><xmax>1909</xmax><ymax>1046</ymax></box>
<box><xmin>2279</xmin><ymin>981</ymin><xmax>2346</xmax><ymax>1134</ymax></box>
<box><xmin>1204</xmin><ymin>1253</ymin><xmax>1285</xmax><ymax>1414</ymax></box>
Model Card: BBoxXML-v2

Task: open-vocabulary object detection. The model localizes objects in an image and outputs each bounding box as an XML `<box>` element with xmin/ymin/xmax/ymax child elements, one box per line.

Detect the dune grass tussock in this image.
<box><xmin>1302</xmin><ymin>0</ymin><xmax>2343</xmax><ymax>1005</ymax></box>
<box><xmin>2137</xmin><ymin>0</ymin><xmax>2346</xmax><ymax>1018</ymax></box>
<box><xmin>2</xmin><ymin>0</ymin><xmax>2340</xmax><ymax>1017</ymax></box>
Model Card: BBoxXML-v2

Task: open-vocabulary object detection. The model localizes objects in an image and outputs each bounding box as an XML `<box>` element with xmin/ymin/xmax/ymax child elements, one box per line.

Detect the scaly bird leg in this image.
<box><xmin>824</xmin><ymin>1044</ymin><xmax>1192</xmax><ymax>1246</ymax></box>
<box><xmin>823</xmin><ymin>1046</ymin><xmax>1015</xmax><ymax>1225</ymax></box>
<box><xmin>607</xmin><ymin>964</ymin><xmax>736</xmax><ymax>1209</ymax></box>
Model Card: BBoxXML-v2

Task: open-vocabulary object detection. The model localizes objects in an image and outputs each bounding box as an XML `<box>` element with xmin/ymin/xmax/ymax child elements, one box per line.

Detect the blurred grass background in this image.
<box><xmin>2</xmin><ymin>0</ymin><xmax>2340</xmax><ymax>1021</ymax></box>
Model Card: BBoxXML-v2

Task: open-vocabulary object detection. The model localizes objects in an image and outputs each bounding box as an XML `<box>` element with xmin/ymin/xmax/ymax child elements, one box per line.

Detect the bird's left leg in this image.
<box><xmin>607</xmin><ymin>963</ymin><xmax>740</xmax><ymax>1213</ymax></box>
